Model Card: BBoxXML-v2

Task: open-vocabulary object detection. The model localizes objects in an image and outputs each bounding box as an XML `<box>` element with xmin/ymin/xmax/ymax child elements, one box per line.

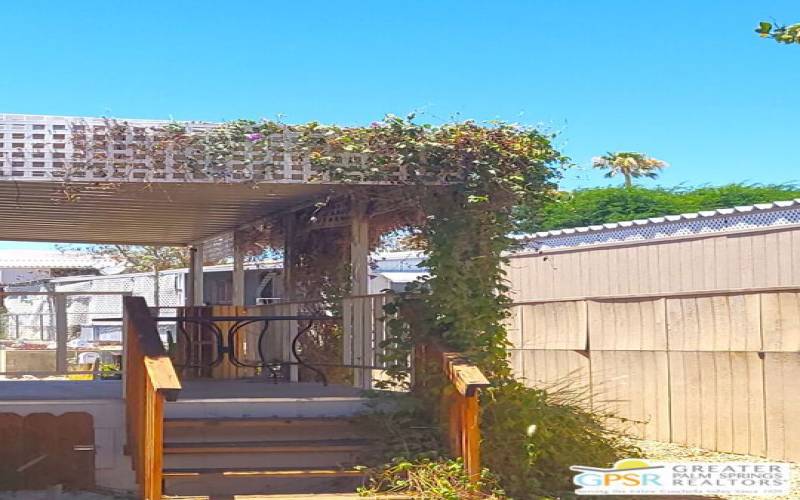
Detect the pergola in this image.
<box><xmin>0</xmin><ymin>113</ymin><xmax>489</xmax><ymax>498</ymax></box>
<box><xmin>0</xmin><ymin>113</ymin><xmax>409</xmax><ymax>302</ymax></box>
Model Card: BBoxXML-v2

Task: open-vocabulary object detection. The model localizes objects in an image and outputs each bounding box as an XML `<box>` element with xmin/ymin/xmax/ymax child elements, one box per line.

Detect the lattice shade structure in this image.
<box><xmin>0</xmin><ymin>114</ymin><xmax>404</xmax><ymax>184</ymax></box>
<box><xmin>0</xmin><ymin>114</ymin><xmax>416</xmax><ymax>246</ymax></box>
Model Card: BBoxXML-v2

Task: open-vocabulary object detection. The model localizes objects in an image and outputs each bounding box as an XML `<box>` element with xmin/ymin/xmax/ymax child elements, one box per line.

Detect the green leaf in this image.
<box><xmin>756</xmin><ymin>21</ymin><xmax>772</xmax><ymax>35</ymax></box>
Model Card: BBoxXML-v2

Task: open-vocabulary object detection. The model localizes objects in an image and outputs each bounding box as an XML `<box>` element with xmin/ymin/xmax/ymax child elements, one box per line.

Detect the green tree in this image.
<box><xmin>516</xmin><ymin>183</ymin><xmax>800</xmax><ymax>233</ymax></box>
<box><xmin>516</xmin><ymin>186</ymin><xmax>682</xmax><ymax>232</ymax></box>
<box><xmin>591</xmin><ymin>152</ymin><xmax>668</xmax><ymax>188</ymax></box>
<box><xmin>756</xmin><ymin>21</ymin><xmax>800</xmax><ymax>44</ymax></box>
<box><xmin>65</xmin><ymin>245</ymin><xmax>188</xmax><ymax>274</ymax></box>
<box><xmin>680</xmin><ymin>183</ymin><xmax>800</xmax><ymax>210</ymax></box>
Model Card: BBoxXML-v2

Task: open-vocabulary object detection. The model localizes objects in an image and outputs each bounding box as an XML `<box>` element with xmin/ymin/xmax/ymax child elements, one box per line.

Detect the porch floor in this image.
<box><xmin>0</xmin><ymin>379</ymin><xmax>363</xmax><ymax>401</ymax></box>
<box><xmin>178</xmin><ymin>379</ymin><xmax>364</xmax><ymax>400</ymax></box>
<box><xmin>0</xmin><ymin>380</ymin><xmax>122</xmax><ymax>401</ymax></box>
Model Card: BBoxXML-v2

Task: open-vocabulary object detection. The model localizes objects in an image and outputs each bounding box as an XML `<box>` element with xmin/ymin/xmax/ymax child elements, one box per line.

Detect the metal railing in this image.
<box><xmin>153</xmin><ymin>312</ymin><xmax>340</xmax><ymax>385</ymax></box>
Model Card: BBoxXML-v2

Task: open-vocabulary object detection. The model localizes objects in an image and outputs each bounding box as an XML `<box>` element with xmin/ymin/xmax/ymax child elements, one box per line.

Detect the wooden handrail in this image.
<box><xmin>124</xmin><ymin>296</ymin><xmax>181</xmax><ymax>500</ymax></box>
<box><xmin>415</xmin><ymin>341</ymin><xmax>490</xmax><ymax>481</ymax></box>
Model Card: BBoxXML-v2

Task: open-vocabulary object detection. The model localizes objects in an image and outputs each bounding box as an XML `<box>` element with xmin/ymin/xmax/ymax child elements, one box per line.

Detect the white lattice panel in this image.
<box><xmin>0</xmin><ymin>114</ymin><xmax>397</xmax><ymax>184</ymax></box>
<box><xmin>522</xmin><ymin>201</ymin><xmax>800</xmax><ymax>251</ymax></box>
<box><xmin>204</xmin><ymin>233</ymin><xmax>234</xmax><ymax>262</ymax></box>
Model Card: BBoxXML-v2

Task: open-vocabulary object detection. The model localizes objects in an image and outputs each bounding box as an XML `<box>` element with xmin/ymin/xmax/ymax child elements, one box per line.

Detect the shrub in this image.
<box><xmin>355</xmin><ymin>394</ymin><xmax>505</xmax><ymax>499</ymax></box>
<box><xmin>481</xmin><ymin>381</ymin><xmax>638</xmax><ymax>499</ymax></box>
<box><xmin>357</xmin><ymin>457</ymin><xmax>505</xmax><ymax>499</ymax></box>
<box><xmin>357</xmin><ymin>382</ymin><xmax>636</xmax><ymax>499</ymax></box>
<box><xmin>355</xmin><ymin>392</ymin><xmax>445</xmax><ymax>462</ymax></box>
<box><xmin>516</xmin><ymin>183</ymin><xmax>800</xmax><ymax>232</ymax></box>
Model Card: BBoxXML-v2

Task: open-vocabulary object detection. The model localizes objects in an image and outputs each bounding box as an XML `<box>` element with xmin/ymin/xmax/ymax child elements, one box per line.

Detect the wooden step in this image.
<box><xmin>163</xmin><ymin>466</ymin><xmax>367</xmax><ymax>496</ymax></box>
<box><xmin>163</xmin><ymin>466</ymin><xmax>365</xmax><ymax>479</ymax></box>
<box><xmin>164</xmin><ymin>416</ymin><xmax>358</xmax><ymax>429</ymax></box>
<box><xmin>165</xmin><ymin>396</ymin><xmax>368</xmax><ymax>419</ymax></box>
<box><xmin>164</xmin><ymin>438</ymin><xmax>372</xmax><ymax>454</ymax></box>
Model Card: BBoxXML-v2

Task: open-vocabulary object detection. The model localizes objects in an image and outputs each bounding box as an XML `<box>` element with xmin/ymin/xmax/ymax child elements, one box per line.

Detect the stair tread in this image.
<box><xmin>164</xmin><ymin>438</ymin><xmax>373</xmax><ymax>453</ymax></box>
<box><xmin>165</xmin><ymin>416</ymin><xmax>358</xmax><ymax>427</ymax></box>
<box><xmin>163</xmin><ymin>466</ymin><xmax>365</xmax><ymax>478</ymax></box>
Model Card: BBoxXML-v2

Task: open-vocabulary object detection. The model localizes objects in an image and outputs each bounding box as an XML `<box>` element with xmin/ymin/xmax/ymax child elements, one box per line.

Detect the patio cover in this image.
<box><xmin>0</xmin><ymin>114</ymin><xmax>401</xmax><ymax>246</ymax></box>
<box><xmin>0</xmin><ymin>180</ymin><xmax>336</xmax><ymax>245</ymax></box>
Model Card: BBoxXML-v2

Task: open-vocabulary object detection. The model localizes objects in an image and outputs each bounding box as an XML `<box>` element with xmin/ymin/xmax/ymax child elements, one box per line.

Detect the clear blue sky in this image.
<box><xmin>1</xmin><ymin>1</ymin><xmax>798</xmax><ymax>250</ymax></box>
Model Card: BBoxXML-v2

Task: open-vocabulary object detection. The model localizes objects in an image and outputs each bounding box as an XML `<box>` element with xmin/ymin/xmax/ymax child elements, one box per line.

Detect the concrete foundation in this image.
<box><xmin>0</xmin><ymin>383</ymin><xmax>134</xmax><ymax>492</ymax></box>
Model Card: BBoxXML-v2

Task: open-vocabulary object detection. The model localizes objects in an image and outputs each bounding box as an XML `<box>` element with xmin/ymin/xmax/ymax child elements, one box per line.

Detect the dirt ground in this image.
<box><xmin>628</xmin><ymin>438</ymin><xmax>799</xmax><ymax>500</ymax></box>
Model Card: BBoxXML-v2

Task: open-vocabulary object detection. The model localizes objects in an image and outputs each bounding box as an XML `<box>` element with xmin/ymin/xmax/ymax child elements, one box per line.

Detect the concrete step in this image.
<box><xmin>165</xmin><ymin>417</ymin><xmax>363</xmax><ymax>429</ymax></box>
<box><xmin>164</xmin><ymin>438</ymin><xmax>373</xmax><ymax>454</ymax></box>
<box><xmin>165</xmin><ymin>397</ymin><xmax>369</xmax><ymax>419</ymax></box>
<box><xmin>162</xmin><ymin>467</ymin><xmax>366</xmax><ymax>496</ymax></box>
<box><xmin>160</xmin><ymin>404</ymin><xmax>383</xmax><ymax>496</ymax></box>
<box><xmin>162</xmin><ymin>438</ymin><xmax>373</xmax><ymax>469</ymax></box>
<box><xmin>164</xmin><ymin>417</ymin><xmax>366</xmax><ymax>443</ymax></box>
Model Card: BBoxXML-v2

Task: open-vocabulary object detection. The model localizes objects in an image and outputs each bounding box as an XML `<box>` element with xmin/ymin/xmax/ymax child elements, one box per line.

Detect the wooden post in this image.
<box><xmin>186</xmin><ymin>247</ymin><xmax>196</xmax><ymax>308</ymax></box>
<box><xmin>350</xmin><ymin>200</ymin><xmax>370</xmax><ymax>296</ymax></box>
<box><xmin>282</xmin><ymin>303</ymin><xmax>299</xmax><ymax>382</ymax></box>
<box><xmin>153</xmin><ymin>268</ymin><xmax>160</xmax><ymax>308</ymax></box>
<box><xmin>143</xmin><ymin>378</ymin><xmax>164</xmax><ymax>500</ymax></box>
<box><xmin>282</xmin><ymin>214</ymin><xmax>296</xmax><ymax>300</ymax></box>
<box><xmin>350</xmin><ymin>200</ymin><xmax>370</xmax><ymax>387</ymax></box>
<box><xmin>420</xmin><ymin>341</ymin><xmax>490</xmax><ymax>484</ymax></box>
<box><xmin>123</xmin><ymin>296</ymin><xmax>181</xmax><ymax>500</ymax></box>
<box><xmin>280</xmin><ymin>215</ymin><xmax>300</xmax><ymax>381</ymax></box>
<box><xmin>54</xmin><ymin>293</ymin><xmax>68</xmax><ymax>374</ymax></box>
<box><xmin>189</xmin><ymin>243</ymin><xmax>205</xmax><ymax>307</ymax></box>
<box><xmin>232</xmin><ymin>231</ymin><xmax>246</xmax><ymax>307</ymax></box>
<box><xmin>463</xmin><ymin>395</ymin><xmax>481</xmax><ymax>481</ymax></box>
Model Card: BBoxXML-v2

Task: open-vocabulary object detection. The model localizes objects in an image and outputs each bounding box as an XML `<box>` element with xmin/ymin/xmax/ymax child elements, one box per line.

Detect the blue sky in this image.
<box><xmin>1</xmin><ymin>1</ymin><xmax>799</xmax><ymax>250</ymax></box>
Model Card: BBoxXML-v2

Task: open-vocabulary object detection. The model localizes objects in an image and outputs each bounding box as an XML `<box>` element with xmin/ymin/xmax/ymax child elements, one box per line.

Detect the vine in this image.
<box><xmin>127</xmin><ymin>114</ymin><xmax>566</xmax><ymax>380</ymax></box>
<box><xmin>69</xmin><ymin>115</ymin><xmax>630</xmax><ymax>498</ymax></box>
<box><xmin>300</xmin><ymin>115</ymin><xmax>566</xmax><ymax>380</ymax></box>
<box><xmin>85</xmin><ymin>115</ymin><xmax>566</xmax><ymax>382</ymax></box>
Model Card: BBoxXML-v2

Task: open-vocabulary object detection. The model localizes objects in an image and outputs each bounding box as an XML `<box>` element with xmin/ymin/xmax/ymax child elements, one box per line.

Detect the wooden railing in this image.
<box><xmin>415</xmin><ymin>341</ymin><xmax>491</xmax><ymax>481</ymax></box>
<box><xmin>123</xmin><ymin>296</ymin><xmax>181</xmax><ymax>500</ymax></box>
<box><xmin>342</xmin><ymin>294</ymin><xmax>392</xmax><ymax>389</ymax></box>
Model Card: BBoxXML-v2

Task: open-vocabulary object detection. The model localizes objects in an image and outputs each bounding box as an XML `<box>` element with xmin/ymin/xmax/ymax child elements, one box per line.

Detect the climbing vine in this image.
<box><xmin>92</xmin><ymin>114</ymin><xmax>566</xmax><ymax>378</ymax></box>
<box><xmin>292</xmin><ymin>115</ymin><xmax>566</xmax><ymax>379</ymax></box>
<box><xmin>68</xmin><ymin>115</ymin><xmax>637</xmax><ymax>498</ymax></box>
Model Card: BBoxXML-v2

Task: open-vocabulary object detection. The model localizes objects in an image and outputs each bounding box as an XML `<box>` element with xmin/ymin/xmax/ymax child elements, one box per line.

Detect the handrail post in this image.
<box><xmin>463</xmin><ymin>393</ymin><xmax>481</xmax><ymax>480</ymax></box>
<box><xmin>54</xmin><ymin>293</ymin><xmax>68</xmax><ymax>374</ymax></box>
<box><xmin>123</xmin><ymin>296</ymin><xmax>181</xmax><ymax>500</ymax></box>
<box><xmin>421</xmin><ymin>340</ymin><xmax>490</xmax><ymax>483</ymax></box>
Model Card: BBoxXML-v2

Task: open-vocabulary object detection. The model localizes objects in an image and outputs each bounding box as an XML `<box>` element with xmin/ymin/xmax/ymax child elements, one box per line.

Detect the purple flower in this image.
<box><xmin>246</xmin><ymin>132</ymin><xmax>264</xmax><ymax>142</ymax></box>
<box><xmin>370</xmin><ymin>121</ymin><xmax>382</xmax><ymax>128</ymax></box>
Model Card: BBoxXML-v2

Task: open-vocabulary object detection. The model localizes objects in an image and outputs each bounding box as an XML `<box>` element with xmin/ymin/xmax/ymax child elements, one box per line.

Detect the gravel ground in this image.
<box><xmin>627</xmin><ymin>438</ymin><xmax>799</xmax><ymax>500</ymax></box>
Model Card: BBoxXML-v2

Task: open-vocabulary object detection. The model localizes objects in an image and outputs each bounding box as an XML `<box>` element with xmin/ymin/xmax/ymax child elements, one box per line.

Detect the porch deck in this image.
<box><xmin>0</xmin><ymin>379</ymin><xmax>364</xmax><ymax>402</ymax></box>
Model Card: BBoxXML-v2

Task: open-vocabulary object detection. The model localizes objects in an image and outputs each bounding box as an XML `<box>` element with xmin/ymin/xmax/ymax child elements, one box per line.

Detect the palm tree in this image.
<box><xmin>591</xmin><ymin>152</ymin><xmax>668</xmax><ymax>188</ymax></box>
